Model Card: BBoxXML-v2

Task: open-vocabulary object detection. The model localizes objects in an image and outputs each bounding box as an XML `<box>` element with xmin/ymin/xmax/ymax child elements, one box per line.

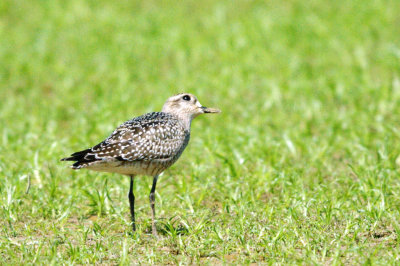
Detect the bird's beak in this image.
<box><xmin>201</xmin><ymin>106</ymin><xmax>221</xmax><ymax>114</ymax></box>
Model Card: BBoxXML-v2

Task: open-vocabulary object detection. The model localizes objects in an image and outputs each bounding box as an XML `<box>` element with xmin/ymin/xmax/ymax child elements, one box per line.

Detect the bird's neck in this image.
<box><xmin>179</xmin><ymin>115</ymin><xmax>192</xmax><ymax>132</ymax></box>
<box><xmin>165</xmin><ymin>112</ymin><xmax>193</xmax><ymax>131</ymax></box>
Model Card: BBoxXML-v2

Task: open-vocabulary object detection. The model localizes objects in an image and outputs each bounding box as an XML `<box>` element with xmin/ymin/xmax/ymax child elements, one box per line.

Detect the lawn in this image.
<box><xmin>1</xmin><ymin>0</ymin><xmax>400</xmax><ymax>264</ymax></box>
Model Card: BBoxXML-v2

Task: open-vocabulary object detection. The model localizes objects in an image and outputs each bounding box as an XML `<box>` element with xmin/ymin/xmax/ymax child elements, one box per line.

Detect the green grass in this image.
<box><xmin>1</xmin><ymin>0</ymin><xmax>400</xmax><ymax>264</ymax></box>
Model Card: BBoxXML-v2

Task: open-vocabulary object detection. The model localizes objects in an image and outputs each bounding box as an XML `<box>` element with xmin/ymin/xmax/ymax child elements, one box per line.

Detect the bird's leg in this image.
<box><xmin>128</xmin><ymin>175</ymin><xmax>136</xmax><ymax>232</ymax></box>
<box><xmin>149</xmin><ymin>175</ymin><xmax>159</xmax><ymax>236</ymax></box>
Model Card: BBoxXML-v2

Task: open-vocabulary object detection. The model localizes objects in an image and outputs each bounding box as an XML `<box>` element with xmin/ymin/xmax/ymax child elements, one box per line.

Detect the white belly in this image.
<box><xmin>85</xmin><ymin>159</ymin><xmax>170</xmax><ymax>176</ymax></box>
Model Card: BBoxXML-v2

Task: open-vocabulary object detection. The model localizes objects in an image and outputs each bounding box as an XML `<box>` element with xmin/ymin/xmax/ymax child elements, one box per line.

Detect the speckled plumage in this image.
<box><xmin>63</xmin><ymin>112</ymin><xmax>190</xmax><ymax>176</ymax></box>
<box><xmin>61</xmin><ymin>93</ymin><xmax>220</xmax><ymax>235</ymax></box>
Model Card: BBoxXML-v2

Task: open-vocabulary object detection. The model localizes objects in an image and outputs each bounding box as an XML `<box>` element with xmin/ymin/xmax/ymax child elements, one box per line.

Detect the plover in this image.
<box><xmin>61</xmin><ymin>93</ymin><xmax>220</xmax><ymax>235</ymax></box>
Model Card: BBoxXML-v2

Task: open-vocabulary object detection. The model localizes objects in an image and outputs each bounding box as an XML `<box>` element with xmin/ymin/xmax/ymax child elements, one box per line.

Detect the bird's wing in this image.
<box><xmin>95</xmin><ymin>116</ymin><xmax>187</xmax><ymax>161</ymax></box>
<box><xmin>62</xmin><ymin>112</ymin><xmax>188</xmax><ymax>167</ymax></box>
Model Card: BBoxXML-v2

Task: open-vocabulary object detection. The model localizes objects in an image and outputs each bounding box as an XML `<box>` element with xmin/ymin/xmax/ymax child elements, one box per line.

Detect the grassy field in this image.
<box><xmin>1</xmin><ymin>0</ymin><xmax>400</xmax><ymax>264</ymax></box>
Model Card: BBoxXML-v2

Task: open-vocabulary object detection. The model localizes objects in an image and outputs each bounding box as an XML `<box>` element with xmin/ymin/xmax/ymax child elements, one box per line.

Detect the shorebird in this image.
<box><xmin>61</xmin><ymin>93</ymin><xmax>220</xmax><ymax>235</ymax></box>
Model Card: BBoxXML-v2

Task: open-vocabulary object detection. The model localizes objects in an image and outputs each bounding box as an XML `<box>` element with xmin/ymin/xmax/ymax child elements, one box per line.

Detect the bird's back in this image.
<box><xmin>62</xmin><ymin>112</ymin><xmax>190</xmax><ymax>176</ymax></box>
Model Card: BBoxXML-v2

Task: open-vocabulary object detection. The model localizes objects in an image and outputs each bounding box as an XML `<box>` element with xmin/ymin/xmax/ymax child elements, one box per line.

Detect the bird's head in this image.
<box><xmin>162</xmin><ymin>93</ymin><xmax>221</xmax><ymax>120</ymax></box>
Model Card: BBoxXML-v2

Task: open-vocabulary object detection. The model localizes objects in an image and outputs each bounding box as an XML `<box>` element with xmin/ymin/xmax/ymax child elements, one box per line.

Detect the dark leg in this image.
<box><xmin>128</xmin><ymin>175</ymin><xmax>135</xmax><ymax>232</ymax></box>
<box><xmin>149</xmin><ymin>175</ymin><xmax>159</xmax><ymax>236</ymax></box>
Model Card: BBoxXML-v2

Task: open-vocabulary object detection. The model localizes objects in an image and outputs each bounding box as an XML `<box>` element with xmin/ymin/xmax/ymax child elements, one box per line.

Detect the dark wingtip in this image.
<box><xmin>60</xmin><ymin>147</ymin><xmax>97</xmax><ymax>171</ymax></box>
<box><xmin>60</xmin><ymin>157</ymin><xmax>74</xmax><ymax>161</ymax></box>
<box><xmin>60</xmin><ymin>148</ymin><xmax>93</xmax><ymax>162</ymax></box>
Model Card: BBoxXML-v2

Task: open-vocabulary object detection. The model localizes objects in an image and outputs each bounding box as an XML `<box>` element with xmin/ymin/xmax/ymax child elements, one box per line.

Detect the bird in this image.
<box><xmin>61</xmin><ymin>93</ymin><xmax>220</xmax><ymax>236</ymax></box>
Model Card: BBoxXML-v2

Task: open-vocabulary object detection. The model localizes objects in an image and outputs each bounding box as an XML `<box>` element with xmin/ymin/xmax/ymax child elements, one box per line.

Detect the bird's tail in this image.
<box><xmin>61</xmin><ymin>148</ymin><xmax>96</xmax><ymax>169</ymax></box>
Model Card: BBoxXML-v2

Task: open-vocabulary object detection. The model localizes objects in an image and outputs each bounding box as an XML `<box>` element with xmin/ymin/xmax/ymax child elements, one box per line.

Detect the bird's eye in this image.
<box><xmin>182</xmin><ymin>95</ymin><xmax>191</xmax><ymax>101</ymax></box>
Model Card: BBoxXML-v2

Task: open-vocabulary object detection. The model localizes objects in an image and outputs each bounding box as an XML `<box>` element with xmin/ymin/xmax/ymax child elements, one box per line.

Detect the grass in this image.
<box><xmin>1</xmin><ymin>0</ymin><xmax>400</xmax><ymax>263</ymax></box>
